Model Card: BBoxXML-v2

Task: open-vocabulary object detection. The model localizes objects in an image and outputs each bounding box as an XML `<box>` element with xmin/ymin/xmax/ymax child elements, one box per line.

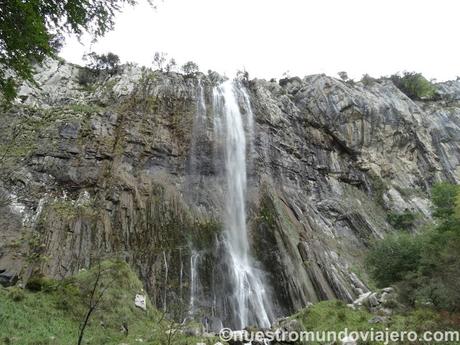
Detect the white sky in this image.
<box><xmin>60</xmin><ymin>0</ymin><xmax>460</xmax><ymax>81</ymax></box>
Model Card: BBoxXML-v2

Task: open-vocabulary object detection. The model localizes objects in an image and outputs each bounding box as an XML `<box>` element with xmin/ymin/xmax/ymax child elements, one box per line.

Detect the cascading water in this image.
<box><xmin>189</xmin><ymin>250</ymin><xmax>200</xmax><ymax>316</ymax></box>
<box><xmin>188</xmin><ymin>80</ymin><xmax>208</xmax><ymax>187</ymax></box>
<box><xmin>213</xmin><ymin>80</ymin><xmax>273</xmax><ymax>329</ymax></box>
<box><xmin>185</xmin><ymin>81</ymin><xmax>207</xmax><ymax>318</ymax></box>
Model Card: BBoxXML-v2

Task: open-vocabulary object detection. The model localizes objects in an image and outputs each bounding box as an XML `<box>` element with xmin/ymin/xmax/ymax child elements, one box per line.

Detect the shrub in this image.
<box><xmin>431</xmin><ymin>182</ymin><xmax>460</xmax><ymax>220</ymax></box>
<box><xmin>366</xmin><ymin>233</ymin><xmax>423</xmax><ymax>287</ymax></box>
<box><xmin>25</xmin><ymin>276</ymin><xmax>57</xmax><ymax>292</ymax></box>
<box><xmin>387</xmin><ymin>211</ymin><xmax>416</xmax><ymax>230</ymax></box>
<box><xmin>77</xmin><ymin>67</ymin><xmax>98</xmax><ymax>86</ymax></box>
<box><xmin>389</xmin><ymin>72</ymin><xmax>436</xmax><ymax>100</ymax></box>
<box><xmin>361</xmin><ymin>74</ymin><xmax>377</xmax><ymax>86</ymax></box>
<box><xmin>367</xmin><ymin>183</ymin><xmax>460</xmax><ymax>311</ymax></box>
<box><xmin>7</xmin><ymin>287</ymin><xmax>25</xmax><ymax>302</ymax></box>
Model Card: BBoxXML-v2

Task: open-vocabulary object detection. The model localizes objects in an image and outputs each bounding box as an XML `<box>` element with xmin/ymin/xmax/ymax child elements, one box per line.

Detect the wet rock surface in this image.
<box><xmin>0</xmin><ymin>59</ymin><xmax>459</xmax><ymax>323</ymax></box>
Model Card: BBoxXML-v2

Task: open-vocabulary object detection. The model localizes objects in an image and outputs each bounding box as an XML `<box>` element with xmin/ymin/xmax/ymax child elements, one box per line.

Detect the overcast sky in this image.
<box><xmin>60</xmin><ymin>0</ymin><xmax>459</xmax><ymax>81</ymax></box>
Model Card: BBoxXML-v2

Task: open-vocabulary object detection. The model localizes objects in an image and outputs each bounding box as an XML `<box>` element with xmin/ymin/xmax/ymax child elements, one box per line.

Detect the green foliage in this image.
<box><xmin>432</xmin><ymin>183</ymin><xmax>460</xmax><ymax>221</ymax></box>
<box><xmin>293</xmin><ymin>300</ymin><xmax>375</xmax><ymax>340</ymax></box>
<box><xmin>84</xmin><ymin>52</ymin><xmax>120</xmax><ymax>74</ymax></box>
<box><xmin>367</xmin><ymin>183</ymin><xmax>460</xmax><ymax>311</ymax></box>
<box><xmin>77</xmin><ymin>67</ymin><xmax>98</xmax><ymax>87</ymax></box>
<box><xmin>368</xmin><ymin>172</ymin><xmax>387</xmax><ymax>207</ymax></box>
<box><xmin>0</xmin><ymin>260</ymin><xmax>216</xmax><ymax>345</ymax></box>
<box><xmin>181</xmin><ymin>61</ymin><xmax>199</xmax><ymax>76</ymax></box>
<box><xmin>151</xmin><ymin>52</ymin><xmax>177</xmax><ymax>73</ymax></box>
<box><xmin>390</xmin><ymin>72</ymin><xmax>437</xmax><ymax>100</ymax></box>
<box><xmin>293</xmin><ymin>300</ymin><xmax>459</xmax><ymax>345</ymax></box>
<box><xmin>165</xmin><ymin>58</ymin><xmax>177</xmax><ymax>73</ymax></box>
<box><xmin>361</xmin><ymin>74</ymin><xmax>377</xmax><ymax>86</ymax></box>
<box><xmin>0</xmin><ymin>0</ymin><xmax>137</xmax><ymax>104</ymax></box>
<box><xmin>387</xmin><ymin>211</ymin><xmax>416</xmax><ymax>230</ymax></box>
<box><xmin>25</xmin><ymin>276</ymin><xmax>58</xmax><ymax>293</ymax></box>
<box><xmin>366</xmin><ymin>233</ymin><xmax>423</xmax><ymax>287</ymax></box>
<box><xmin>188</xmin><ymin>219</ymin><xmax>221</xmax><ymax>251</ymax></box>
<box><xmin>7</xmin><ymin>287</ymin><xmax>25</xmax><ymax>302</ymax></box>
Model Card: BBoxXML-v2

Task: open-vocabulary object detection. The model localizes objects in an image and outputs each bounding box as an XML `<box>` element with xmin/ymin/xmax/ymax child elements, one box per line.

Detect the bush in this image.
<box><xmin>366</xmin><ymin>233</ymin><xmax>423</xmax><ymax>287</ymax></box>
<box><xmin>387</xmin><ymin>211</ymin><xmax>416</xmax><ymax>230</ymax></box>
<box><xmin>367</xmin><ymin>182</ymin><xmax>460</xmax><ymax>311</ymax></box>
<box><xmin>361</xmin><ymin>74</ymin><xmax>377</xmax><ymax>86</ymax></box>
<box><xmin>77</xmin><ymin>67</ymin><xmax>98</xmax><ymax>86</ymax></box>
<box><xmin>7</xmin><ymin>287</ymin><xmax>25</xmax><ymax>302</ymax></box>
<box><xmin>390</xmin><ymin>72</ymin><xmax>436</xmax><ymax>100</ymax></box>
<box><xmin>25</xmin><ymin>276</ymin><xmax>57</xmax><ymax>292</ymax></box>
<box><xmin>431</xmin><ymin>183</ymin><xmax>460</xmax><ymax>220</ymax></box>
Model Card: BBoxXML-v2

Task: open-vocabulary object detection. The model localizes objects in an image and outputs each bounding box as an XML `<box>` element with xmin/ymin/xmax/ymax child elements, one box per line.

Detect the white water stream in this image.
<box><xmin>213</xmin><ymin>80</ymin><xmax>273</xmax><ymax>329</ymax></box>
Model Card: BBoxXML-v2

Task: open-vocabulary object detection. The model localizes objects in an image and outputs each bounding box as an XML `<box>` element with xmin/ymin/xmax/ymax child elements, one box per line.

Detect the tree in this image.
<box><xmin>387</xmin><ymin>211</ymin><xmax>416</xmax><ymax>231</ymax></box>
<box><xmin>77</xmin><ymin>262</ymin><xmax>116</xmax><ymax>345</ymax></box>
<box><xmin>181</xmin><ymin>61</ymin><xmax>199</xmax><ymax>76</ymax></box>
<box><xmin>366</xmin><ymin>233</ymin><xmax>423</xmax><ymax>287</ymax></box>
<box><xmin>431</xmin><ymin>183</ymin><xmax>460</xmax><ymax>220</ymax></box>
<box><xmin>165</xmin><ymin>58</ymin><xmax>176</xmax><ymax>73</ymax></box>
<box><xmin>389</xmin><ymin>72</ymin><xmax>437</xmax><ymax>100</ymax></box>
<box><xmin>367</xmin><ymin>183</ymin><xmax>460</xmax><ymax>310</ymax></box>
<box><xmin>84</xmin><ymin>52</ymin><xmax>120</xmax><ymax>74</ymax></box>
<box><xmin>338</xmin><ymin>71</ymin><xmax>349</xmax><ymax>81</ymax></box>
<box><xmin>0</xmin><ymin>0</ymin><xmax>140</xmax><ymax>104</ymax></box>
<box><xmin>152</xmin><ymin>52</ymin><xmax>167</xmax><ymax>71</ymax></box>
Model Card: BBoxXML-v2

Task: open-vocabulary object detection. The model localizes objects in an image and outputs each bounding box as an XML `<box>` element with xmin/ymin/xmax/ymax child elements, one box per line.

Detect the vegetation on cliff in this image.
<box><xmin>389</xmin><ymin>72</ymin><xmax>437</xmax><ymax>100</ymax></box>
<box><xmin>0</xmin><ymin>260</ymin><xmax>213</xmax><ymax>345</ymax></box>
<box><xmin>0</xmin><ymin>0</ymin><xmax>141</xmax><ymax>104</ymax></box>
<box><xmin>367</xmin><ymin>183</ymin><xmax>460</xmax><ymax>311</ymax></box>
<box><xmin>293</xmin><ymin>300</ymin><xmax>459</xmax><ymax>345</ymax></box>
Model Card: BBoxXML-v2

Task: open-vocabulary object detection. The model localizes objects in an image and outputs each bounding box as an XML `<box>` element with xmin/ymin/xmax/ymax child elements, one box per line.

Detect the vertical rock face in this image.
<box><xmin>0</xmin><ymin>59</ymin><xmax>459</xmax><ymax>326</ymax></box>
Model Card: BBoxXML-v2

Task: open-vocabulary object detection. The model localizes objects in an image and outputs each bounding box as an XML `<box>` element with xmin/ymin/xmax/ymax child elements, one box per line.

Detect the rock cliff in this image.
<box><xmin>0</xmin><ymin>59</ymin><xmax>458</xmax><ymax>326</ymax></box>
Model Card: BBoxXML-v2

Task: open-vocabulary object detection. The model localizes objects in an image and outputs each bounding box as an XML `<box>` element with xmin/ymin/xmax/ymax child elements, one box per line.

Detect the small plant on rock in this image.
<box><xmin>389</xmin><ymin>71</ymin><xmax>437</xmax><ymax>100</ymax></box>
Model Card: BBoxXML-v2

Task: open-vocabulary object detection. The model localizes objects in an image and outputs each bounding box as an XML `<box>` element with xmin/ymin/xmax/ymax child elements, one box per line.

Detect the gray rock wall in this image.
<box><xmin>0</xmin><ymin>59</ymin><xmax>458</xmax><ymax>323</ymax></box>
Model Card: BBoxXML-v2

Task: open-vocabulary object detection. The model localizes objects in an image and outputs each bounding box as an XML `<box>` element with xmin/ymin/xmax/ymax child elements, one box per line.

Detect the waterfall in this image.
<box><xmin>213</xmin><ymin>80</ymin><xmax>273</xmax><ymax>329</ymax></box>
<box><xmin>188</xmin><ymin>79</ymin><xmax>207</xmax><ymax>181</ymax></box>
<box><xmin>186</xmin><ymin>81</ymin><xmax>206</xmax><ymax>318</ymax></box>
<box><xmin>163</xmin><ymin>251</ymin><xmax>168</xmax><ymax>312</ymax></box>
<box><xmin>189</xmin><ymin>250</ymin><xmax>200</xmax><ymax>316</ymax></box>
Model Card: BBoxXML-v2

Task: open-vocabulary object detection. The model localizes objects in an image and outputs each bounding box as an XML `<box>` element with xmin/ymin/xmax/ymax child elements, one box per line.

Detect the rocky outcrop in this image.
<box><xmin>0</xmin><ymin>59</ymin><xmax>458</xmax><ymax>324</ymax></box>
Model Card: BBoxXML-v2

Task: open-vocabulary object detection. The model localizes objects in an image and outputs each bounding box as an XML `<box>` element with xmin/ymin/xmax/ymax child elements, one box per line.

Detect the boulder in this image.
<box><xmin>368</xmin><ymin>316</ymin><xmax>387</xmax><ymax>324</ymax></box>
<box><xmin>134</xmin><ymin>294</ymin><xmax>146</xmax><ymax>311</ymax></box>
<box><xmin>0</xmin><ymin>270</ymin><xmax>18</xmax><ymax>287</ymax></box>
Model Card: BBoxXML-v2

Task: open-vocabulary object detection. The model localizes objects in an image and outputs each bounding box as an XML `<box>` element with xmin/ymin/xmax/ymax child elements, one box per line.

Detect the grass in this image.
<box><xmin>291</xmin><ymin>300</ymin><xmax>460</xmax><ymax>345</ymax></box>
<box><xmin>2</xmin><ymin>261</ymin><xmax>458</xmax><ymax>345</ymax></box>
<box><xmin>0</xmin><ymin>261</ymin><xmax>218</xmax><ymax>345</ymax></box>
